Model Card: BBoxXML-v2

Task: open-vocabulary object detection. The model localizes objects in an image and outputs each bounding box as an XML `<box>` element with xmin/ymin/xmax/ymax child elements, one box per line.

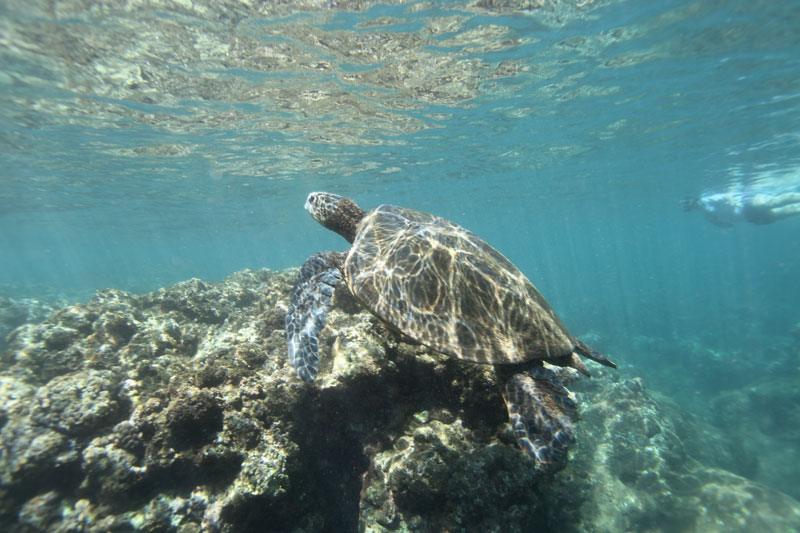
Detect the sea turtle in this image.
<box><xmin>286</xmin><ymin>192</ymin><xmax>616</xmax><ymax>465</ymax></box>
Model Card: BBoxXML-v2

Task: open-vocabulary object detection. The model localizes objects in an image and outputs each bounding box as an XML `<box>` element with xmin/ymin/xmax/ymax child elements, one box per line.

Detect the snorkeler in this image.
<box><xmin>682</xmin><ymin>189</ymin><xmax>800</xmax><ymax>227</ymax></box>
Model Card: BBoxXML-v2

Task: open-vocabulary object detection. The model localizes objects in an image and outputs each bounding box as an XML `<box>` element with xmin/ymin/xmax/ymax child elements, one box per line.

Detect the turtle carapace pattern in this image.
<box><xmin>285</xmin><ymin>192</ymin><xmax>616</xmax><ymax>466</ymax></box>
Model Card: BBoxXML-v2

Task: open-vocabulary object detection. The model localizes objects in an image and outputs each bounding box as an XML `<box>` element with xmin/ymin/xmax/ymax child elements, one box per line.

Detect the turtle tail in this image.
<box><xmin>574</xmin><ymin>339</ymin><xmax>616</xmax><ymax>369</ymax></box>
<box><xmin>501</xmin><ymin>366</ymin><xmax>577</xmax><ymax>467</ymax></box>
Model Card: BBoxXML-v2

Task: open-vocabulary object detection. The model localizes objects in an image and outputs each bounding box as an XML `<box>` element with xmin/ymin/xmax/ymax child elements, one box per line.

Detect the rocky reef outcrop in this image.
<box><xmin>624</xmin><ymin>332</ymin><xmax>800</xmax><ymax>502</ymax></box>
<box><xmin>1</xmin><ymin>269</ymin><xmax>799</xmax><ymax>532</ymax></box>
<box><xmin>0</xmin><ymin>296</ymin><xmax>59</xmax><ymax>354</ymax></box>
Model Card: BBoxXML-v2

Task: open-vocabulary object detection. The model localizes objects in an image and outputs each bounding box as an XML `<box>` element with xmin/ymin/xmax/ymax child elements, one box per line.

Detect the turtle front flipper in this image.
<box><xmin>501</xmin><ymin>366</ymin><xmax>577</xmax><ymax>466</ymax></box>
<box><xmin>286</xmin><ymin>251</ymin><xmax>346</xmax><ymax>382</ymax></box>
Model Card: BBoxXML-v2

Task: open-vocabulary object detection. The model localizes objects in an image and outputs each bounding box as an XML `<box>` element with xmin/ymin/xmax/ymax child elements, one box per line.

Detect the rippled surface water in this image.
<box><xmin>2</xmin><ymin>0</ymin><xmax>800</xmax><ymax>502</ymax></box>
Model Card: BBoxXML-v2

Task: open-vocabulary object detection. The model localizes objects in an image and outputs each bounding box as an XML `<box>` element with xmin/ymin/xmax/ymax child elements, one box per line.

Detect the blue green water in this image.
<box><xmin>2</xmin><ymin>0</ymin><xmax>800</xmax><ymax>503</ymax></box>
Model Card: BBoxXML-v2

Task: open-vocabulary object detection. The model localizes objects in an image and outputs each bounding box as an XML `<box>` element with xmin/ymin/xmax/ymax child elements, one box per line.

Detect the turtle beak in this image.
<box><xmin>305</xmin><ymin>193</ymin><xmax>316</xmax><ymax>215</ymax></box>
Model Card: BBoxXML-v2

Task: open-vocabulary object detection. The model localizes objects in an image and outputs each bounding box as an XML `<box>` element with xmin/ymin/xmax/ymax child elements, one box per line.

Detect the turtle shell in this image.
<box><xmin>343</xmin><ymin>204</ymin><xmax>576</xmax><ymax>365</ymax></box>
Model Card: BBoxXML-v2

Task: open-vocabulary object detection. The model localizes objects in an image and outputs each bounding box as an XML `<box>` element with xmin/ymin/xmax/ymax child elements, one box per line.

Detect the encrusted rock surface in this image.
<box><xmin>0</xmin><ymin>296</ymin><xmax>59</xmax><ymax>354</ymax></box>
<box><xmin>1</xmin><ymin>268</ymin><xmax>799</xmax><ymax>532</ymax></box>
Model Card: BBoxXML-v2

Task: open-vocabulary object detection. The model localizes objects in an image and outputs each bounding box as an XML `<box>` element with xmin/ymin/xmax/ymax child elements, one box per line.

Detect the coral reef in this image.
<box><xmin>622</xmin><ymin>333</ymin><xmax>800</xmax><ymax>501</ymax></box>
<box><xmin>712</xmin><ymin>378</ymin><xmax>800</xmax><ymax>501</ymax></box>
<box><xmin>553</xmin><ymin>376</ymin><xmax>800</xmax><ymax>532</ymax></box>
<box><xmin>0</xmin><ymin>296</ymin><xmax>58</xmax><ymax>353</ymax></box>
<box><xmin>1</xmin><ymin>268</ymin><xmax>799</xmax><ymax>532</ymax></box>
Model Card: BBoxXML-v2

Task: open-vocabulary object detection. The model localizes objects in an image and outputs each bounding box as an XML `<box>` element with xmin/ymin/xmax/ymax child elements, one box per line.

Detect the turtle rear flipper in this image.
<box><xmin>502</xmin><ymin>366</ymin><xmax>577</xmax><ymax>465</ymax></box>
<box><xmin>286</xmin><ymin>252</ymin><xmax>345</xmax><ymax>382</ymax></box>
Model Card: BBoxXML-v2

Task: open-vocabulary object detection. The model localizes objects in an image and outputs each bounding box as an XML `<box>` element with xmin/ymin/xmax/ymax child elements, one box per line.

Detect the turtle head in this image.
<box><xmin>305</xmin><ymin>192</ymin><xmax>366</xmax><ymax>243</ymax></box>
